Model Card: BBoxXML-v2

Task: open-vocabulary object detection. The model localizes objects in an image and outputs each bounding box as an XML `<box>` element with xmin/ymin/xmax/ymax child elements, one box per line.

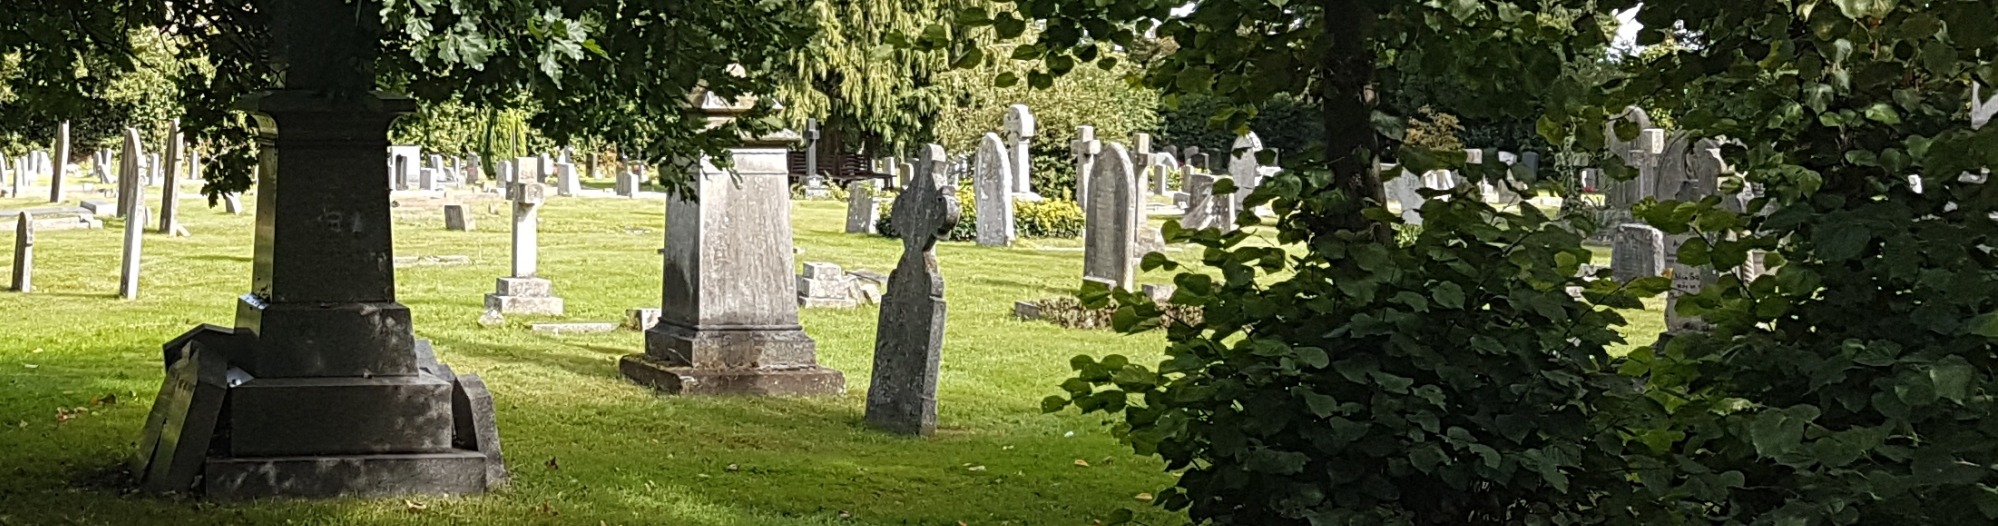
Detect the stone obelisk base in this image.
<box><xmin>484</xmin><ymin>277</ymin><xmax>563</xmax><ymax>315</ymax></box>
<box><xmin>619</xmin><ymin>322</ymin><xmax>844</xmax><ymax>396</ymax></box>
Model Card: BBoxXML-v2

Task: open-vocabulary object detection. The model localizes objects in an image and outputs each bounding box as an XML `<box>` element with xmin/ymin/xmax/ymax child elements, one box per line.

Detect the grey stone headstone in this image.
<box><xmin>843</xmin><ymin>181</ymin><xmax>878</xmax><ymax>234</ymax></box>
<box><xmin>119</xmin><ymin>206</ymin><xmax>147</xmax><ymax>299</ymax></box>
<box><xmin>1611</xmin><ymin>224</ymin><xmax>1665</xmax><ymax>283</ymax></box>
<box><xmin>10</xmin><ymin>212</ymin><xmax>31</xmax><ymax>292</ymax></box>
<box><xmin>444</xmin><ymin>204</ymin><xmax>472</xmax><ymax>231</ymax></box>
<box><xmin>452</xmin><ymin>374</ymin><xmax>509</xmax><ymax>487</ymax></box>
<box><xmin>485</xmin><ymin>183</ymin><xmax>561</xmax><ymax>316</ymax></box>
<box><xmin>134</xmin><ymin>341</ymin><xmax>228</xmax><ymax>494</ymax></box>
<box><xmin>1083</xmin><ymin>143</ymin><xmax>1139</xmax><ymax>290</ymax></box>
<box><xmin>1228</xmin><ymin>133</ymin><xmax>1263</xmax><ymax>220</ymax></box>
<box><xmin>158</xmin><ymin>125</ymin><xmax>185</xmax><ymax>236</ymax></box>
<box><xmin>222</xmin><ymin>193</ymin><xmax>242</xmax><ymax>215</ymax></box>
<box><xmin>973</xmin><ymin>133</ymin><xmax>1015</xmax><ymax>247</ymax></box>
<box><xmin>117</xmin><ymin>128</ymin><xmax>144</xmax><ymax>218</ymax></box>
<box><xmin>1385</xmin><ymin>167</ymin><xmax>1426</xmax><ymax>225</ymax></box>
<box><xmin>554</xmin><ymin>162</ymin><xmax>579</xmax><ymax>196</ymax></box>
<box><xmin>866</xmin><ymin>143</ymin><xmax>961</xmax><ymax>436</ymax></box>
<box><xmin>49</xmin><ymin>121</ymin><xmax>69</xmax><ymax>203</ymax></box>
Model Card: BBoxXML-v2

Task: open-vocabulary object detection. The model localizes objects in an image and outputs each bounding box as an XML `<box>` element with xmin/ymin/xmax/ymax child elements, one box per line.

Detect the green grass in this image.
<box><xmin>0</xmin><ymin>182</ymin><xmax>1666</xmax><ymax>525</ymax></box>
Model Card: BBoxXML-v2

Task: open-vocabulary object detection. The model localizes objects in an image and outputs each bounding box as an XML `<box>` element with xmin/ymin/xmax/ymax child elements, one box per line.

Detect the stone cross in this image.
<box><xmin>10</xmin><ymin>212</ymin><xmax>31</xmax><ymax>292</ymax></box>
<box><xmin>485</xmin><ymin>182</ymin><xmax>563</xmax><ymax>315</ymax></box>
<box><xmin>804</xmin><ymin>118</ymin><xmax>821</xmax><ymax>182</ymax></box>
<box><xmin>1084</xmin><ymin>143</ymin><xmax>1139</xmax><ymax>290</ymax></box>
<box><xmin>158</xmin><ymin>121</ymin><xmax>187</xmax><ymax>236</ymax></box>
<box><xmin>973</xmin><ymin>132</ymin><xmax>1015</xmax><ymax>247</ymax></box>
<box><xmin>866</xmin><ymin>143</ymin><xmax>961</xmax><ymax>436</ymax></box>
<box><xmin>1003</xmin><ymin>104</ymin><xmax>1037</xmax><ymax>197</ymax></box>
<box><xmin>1071</xmin><ymin>126</ymin><xmax>1101</xmax><ymax>207</ymax></box>
<box><xmin>49</xmin><ymin>121</ymin><xmax>69</xmax><ymax>203</ymax></box>
<box><xmin>117</xmin><ymin>128</ymin><xmax>144</xmax><ymax>218</ymax></box>
<box><xmin>119</xmin><ymin>206</ymin><xmax>146</xmax><ymax>299</ymax></box>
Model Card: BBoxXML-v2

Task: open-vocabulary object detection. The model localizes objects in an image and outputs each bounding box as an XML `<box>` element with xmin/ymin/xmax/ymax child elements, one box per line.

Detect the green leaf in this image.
<box><xmin>1930</xmin><ymin>358</ymin><xmax>1974</xmax><ymax>403</ymax></box>
<box><xmin>993</xmin><ymin>12</ymin><xmax>1027</xmax><ymax>38</ymax></box>
<box><xmin>1833</xmin><ymin>0</ymin><xmax>1897</xmax><ymax>21</ymax></box>
<box><xmin>1104</xmin><ymin>508</ymin><xmax>1135</xmax><ymax>525</ymax></box>
<box><xmin>951</xmin><ymin>47</ymin><xmax>985</xmax><ymax>69</ymax></box>
<box><xmin>1041</xmin><ymin>395</ymin><xmax>1070</xmax><ymax>413</ymax></box>
<box><xmin>1295</xmin><ymin>347</ymin><xmax>1330</xmax><ymax>369</ymax></box>
<box><xmin>1432</xmin><ymin>281</ymin><xmax>1465</xmax><ymax>309</ymax></box>
<box><xmin>1863</xmin><ymin>103</ymin><xmax>1902</xmax><ymax>125</ymax></box>
<box><xmin>1301</xmin><ymin>391</ymin><xmax>1338</xmax><ymax>417</ymax></box>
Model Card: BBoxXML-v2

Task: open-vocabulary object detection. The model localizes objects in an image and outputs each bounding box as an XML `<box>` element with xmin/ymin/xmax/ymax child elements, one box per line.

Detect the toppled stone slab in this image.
<box><xmin>529</xmin><ymin>322</ymin><xmax>618</xmax><ymax>335</ymax></box>
<box><xmin>393</xmin><ymin>255</ymin><xmax>473</xmax><ymax>268</ymax></box>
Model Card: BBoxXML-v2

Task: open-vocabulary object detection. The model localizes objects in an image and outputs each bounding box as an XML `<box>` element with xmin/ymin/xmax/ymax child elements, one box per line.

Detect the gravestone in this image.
<box><xmin>804</xmin><ymin>118</ymin><xmax>821</xmax><ymax>184</ymax></box>
<box><xmin>1151</xmin><ymin>152</ymin><xmax>1179</xmax><ymax>196</ymax></box>
<box><xmin>1229</xmin><ymin>133</ymin><xmax>1264</xmax><ymax>222</ymax></box>
<box><xmin>117</xmin><ymin>128</ymin><xmax>144</xmax><ymax>218</ymax></box>
<box><xmin>10</xmin><ymin>213</ymin><xmax>31</xmax><ymax>292</ymax></box>
<box><xmin>7</xmin><ymin>157</ymin><xmax>23</xmax><ymax>197</ymax></box>
<box><xmin>866</xmin><ymin>143</ymin><xmax>961</xmax><ymax>436</ymax></box>
<box><xmin>554</xmin><ymin>162</ymin><xmax>579</xmax><ymax>196</ymax></box>
<box><xmin>616</xmin><ymin>168</ymin><xmax>641</xmax><ymax>197</ymax></box>
<box><xmin>1385</xmin><ymin>166</ymin><xmax>1426</xmax><ymax>225</ymax></box>
<box><xmin>973</xmin><ymin>133</ymin><xmax>1015</xmax><ymax>247</ymax></box>
<box><xmin>120</xmin><ymin>206</ymin><xmax>146</xmax><ymax>299</ymax></box>
<box><xmin>221</xmin><ymin>193</ymin><xmax>242</xmax><ymax>215</ymax></box>
<box><xmin>49</xmin><ymin>121</ymin><xmax>69</xmax><ymax>203</ymax></box>
<box><xmin>1611</xmin><ymin>224</ymin><xmax>1665</xmax><ymax>282</ymax></box>
<box><xmin>619</xmin><ymin>91</ymin><xmax>844</xmax><ymax>396</ymax></box>
<box><xmin>133</xmin><ymin>341</ymin><xmax>228</xmax><ymax>494</ymax></box>
<box><xmin>537</xmin><ymin>155</ymin><xmax>552</xmax><ymax>184</ymax></box>
<box><xmin>797</xmin><ymin>262</ymin><xmax>861</xmax><ymax>309</ymax></box>
<box><xmin>1003</xmin><ymin>104</ymin><xmax>1038</xmax><ymax>198</ymax></box>
<box><xmin>135</xmin><ymin>70</ymin><xmax>502</xmax><ymax>497</ymax></box>
<box><xmin>418</xmin><ymin>168</ymin><xmax>439</xmax><ymax>191</ymax></box>
<box><xmin>1071</xmin><ymin>126</ymin><xmax>1101</xmax><ymax>207</ymax></box>
<box><xmin>1664</xmin><ymin>181</ymin><xmax>1718</xmax><ymax>335</ymax></box>
<box><xmin>484</xmin><ymin>182</ymin><xmax>563</xmax><ymax>315</ymax></box>
<box><xmin>1181</xmin><ymin>168</ymin><xmax>1220</xmax><ymax>230</ymax></box>
<box><xmin>1083</xmin><ymin>143</ymin><xmax>1139</xmax><ymax>290</ymax></box>
<box><xmin>843</xmin><ymin>181</ymin><xmax>878</xmax><ymax>234</ymax></box>
<box><xmin>444</xmin><ymin>204</ymin><xmax>473</xmax><ymax>231</ymax></box>
<box><xmin>158</xmin><ymin>122</ymin><xmax>187</xmax><ymax>236</ymax></box>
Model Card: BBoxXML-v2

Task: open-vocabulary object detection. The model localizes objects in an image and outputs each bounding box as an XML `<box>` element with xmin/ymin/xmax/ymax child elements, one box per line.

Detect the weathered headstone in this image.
<box><xmin>484</xmin><ymin>182</ymin><xmax>563</xmax><ymax>315</ymax></box>
<box><xmin>1084</xmin><ymin>144</ymin><xmax>1139</xmax><ymax>290</ymax></box>
<box><xmin>616</xmin><ymin>168</ymin><xmax>641</xmax><ymax>197</ymax></box>
<box><xmin>120</xmin><ymin>206</ymin><xmax>146</xmax><ymax>299</ymax></box>
<box><xmin>133</xmin><ymin>341</ymin><xmax>228</xmax><ymax>494</ymax></box>
<box><xmin>797</xmin><ymin>262</ymin><xmax>862</xmax><ymax>309</ymax></box>
<box><xmin>10</xmin><ymin>213</ymin><xmax>31</xmax><ymax>292</ymax></box>
<box><xmin>1150</xmin><ymin>152</ymin><xmax>1179</xmax><ymax>196</ymax></box>
<box><xmin>117</xmin><ymin>128</ymin><xmax>144</xmax><ymax>218</ymax></box>
<box><xmin>804</xmin><ymin>118</ymin><xmax>821</xmax><ymax>184</ymax></box>
<box><xmin>1071</xmin><ymin>126</ymin><xmax>1101</xmax><ymax>207</ymax></box>
<box><xmin>1385</xmin><ymin>165</ymin><xmax>1426</xmax><ymax>225</ymax></box>
<box><xmin>1181</xmin><ymin>168</ymin><xmax>1231</xmax><ymax>231</ymax></box>
<box><xmin>444</xmin><ymin>204</ymin><xmax>473</xmax><ymax>231</ymax></box>
<box><xmin>1003</xmin><ymin>104</ymin><xmax>1037</xmax><ymax>198</ymax></box>
<box><xmin>554</xmin><ymin>162</ymin><xmax>579</xmax><ymax>196</ymax></box>
<box><xmin>1228</xmin><ymin>133</ymin><xmax>1264</xmax><ymax>219</ymax></box>
<box><xmin>1612</xmin><ymin>224</ymin><xmax>1665</xmax><ymax>283</ymax></box>
<box><xmin>49</xmin><ymin>121</ymin><xmax>69</xmax><ymax>203</ymax></box>
<box><xmin>158</xmin><ymin>122</ymin><xmax>187</xmax><ymax>236</ymax></box>
<box><xmin>843</xmin><ymin>181</ymin><xmax>878</xmax><ymax>234</ymax></box>
<box><xmin>866</xmin><ymin>143</ymin><xmax>961</xmax><ymax>436</ymax></box>
<box><xmin>221</xmin><ymin>193</ymin><xmax>242</xmax><ymax>215</ymax></box>
<box><xmin>973</xmin><ymin>133</ymin><xmax>1015</xmax><ymax>247</ymax></box>
<box><xmin>620</xmin><ymin>92</ymin><xmax>844</xmax><ymax>396</ymax></box>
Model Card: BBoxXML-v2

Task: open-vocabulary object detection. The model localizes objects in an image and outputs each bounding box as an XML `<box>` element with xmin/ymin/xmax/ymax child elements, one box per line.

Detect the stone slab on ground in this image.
<box><xmin>529</xmin><ymin>322</ymin><xmax>618</xmax><ymax>334</ymax></box>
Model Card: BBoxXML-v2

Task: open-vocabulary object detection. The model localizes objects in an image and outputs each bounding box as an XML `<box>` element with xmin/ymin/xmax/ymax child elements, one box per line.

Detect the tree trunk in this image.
<box><xmin>1318</xmin><ymin>0</ymin><xmax>1393</xmax><ymax>243</ymax></box>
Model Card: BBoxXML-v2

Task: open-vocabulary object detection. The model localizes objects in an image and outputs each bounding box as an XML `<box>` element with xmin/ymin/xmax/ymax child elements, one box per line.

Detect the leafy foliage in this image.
<box><xmin>1576</xmin><ymin>2</ymin><xmax>1998</xmax><ymax>524</ymax></box>
<box><xmin>934</xmin><ymin>42</ymin><xmax>1160</xmax><ymax>197</ymax></box>
<box><xmin>877</xmin><ymin>186</ymin><xmax>1082</xmax><ymax>240</ymax></box>
<box><xmin>776</xmin><ymin>0</ymin><xmax>979</xmax><ymax>156</ymax></box>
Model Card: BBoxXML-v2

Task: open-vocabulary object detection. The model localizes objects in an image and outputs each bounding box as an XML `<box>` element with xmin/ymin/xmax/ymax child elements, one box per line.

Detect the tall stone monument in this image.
<box><xmin>1003</xmin><ymin>104</ymin><xmax>1037</xmax><ymax>198</ymax></box>
<box><xmin>119</xmin><ymin>206</ymin><xmax>145</xmax><ymax>299</ymax></box>
<box><xmin>133</xmin><ymin>0</ymin><xmax>504</xmax><ymax>499</ymax></box>
<box><xmin>620</xmin><ymin>91</ymin><xmax>845</xmax><ymax>396</ymax></box>
<box><xmin>866</xmin><ymin>144</ymin><xmax>960</xmax><ymax>436</ymax></box>
<box><xmin>1083</xmin><ymin>143</ymin><xmax>1138</xmax><ymax>290</ymax></box>
<box><xmin>973</xmin><ymin>132</ymin><xmax>1015</xmax><ymax>247</ymax></box>
<box><xmin>484</xmin><ymin>182</ymin><xmax>563</xmax><ymax>315</ymax></box>
<box><xmin>158</xmin><ymin>121</ymin><xmax>188</xmax><ymax>236</ymax></box>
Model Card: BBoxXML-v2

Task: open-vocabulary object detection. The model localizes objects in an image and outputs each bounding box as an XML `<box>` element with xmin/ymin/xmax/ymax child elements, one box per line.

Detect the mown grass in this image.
<box><xmin>0</xmin><ymin>177</ymin><xmax>1664</xmax><ymax>525</ymax></box>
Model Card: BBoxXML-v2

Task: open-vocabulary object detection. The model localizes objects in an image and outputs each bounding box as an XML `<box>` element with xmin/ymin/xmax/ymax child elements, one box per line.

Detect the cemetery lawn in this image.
<box><xmin>0</xmin><ymin>191</ymin><xmax>1664</xmax><ymax>525</ymax></box>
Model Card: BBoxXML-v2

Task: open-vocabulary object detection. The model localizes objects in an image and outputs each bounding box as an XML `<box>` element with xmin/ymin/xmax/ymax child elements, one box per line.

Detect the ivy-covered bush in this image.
<box><xmin>1578</xmin><ymin>3</ymin><xmax>1998</xmax><ymax>524</ymax></box>
<box><xmin>877</xmin><ymin>186</ymin><xmax>1083</xmax><ymax>240</ymax></box>
<box><xmin>1050</xmin><ymin>159</ymin><xmax>1663</xmax><ymax>524</ymax></box>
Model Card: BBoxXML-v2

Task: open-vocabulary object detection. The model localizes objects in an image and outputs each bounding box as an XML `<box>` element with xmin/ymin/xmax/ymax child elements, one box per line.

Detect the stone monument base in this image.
<box><xmin>618</xmin><ymin>354</ymin><xmax>845</xmax><ymax>396</ymax></box>
<box><xmin>484</xmin><ymin>277</ymin><xmax>563</xmax><ymax>315</ymax></box>
<box><xmin>204</xmin><ymin>451</ymin><xmax>489</xmax><ymax>500</ymax></box>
